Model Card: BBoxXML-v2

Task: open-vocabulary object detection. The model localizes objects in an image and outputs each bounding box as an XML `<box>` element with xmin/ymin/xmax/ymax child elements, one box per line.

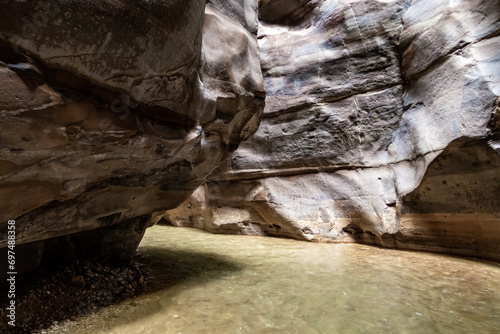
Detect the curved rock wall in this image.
<box><xmin>1</xmin><ymin>0</ymin><xmax>498</xmax><ymax>266</ymax></box>
<box><xmin>0</xmin><ymin>0</ymin><xmax>264</xmax><ymax>268</ymax></box>
<box><xmin>165</xmin><ymin>0</ymin><xmax>500</xmax><ymax>261</ymax></box>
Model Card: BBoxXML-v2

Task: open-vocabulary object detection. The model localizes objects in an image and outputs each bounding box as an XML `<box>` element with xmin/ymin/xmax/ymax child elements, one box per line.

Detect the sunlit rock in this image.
<box><xmin>166</xmin><ymin>0</ymin><xmax>500</xmax><ymax>261</ymax></box>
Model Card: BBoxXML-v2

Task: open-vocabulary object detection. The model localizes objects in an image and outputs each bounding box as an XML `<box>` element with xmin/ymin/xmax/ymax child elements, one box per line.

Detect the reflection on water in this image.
<box><xmin>59</xmin><ymin>225</ymin><xmax>500</xmax><ymax>333</ymax></box>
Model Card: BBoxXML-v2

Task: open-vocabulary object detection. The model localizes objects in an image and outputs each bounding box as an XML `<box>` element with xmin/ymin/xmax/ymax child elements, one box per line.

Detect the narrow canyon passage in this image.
<box><xmin>46</xmin><ymin>225</ymin><xmax>500</xmax><ymax>334</ymax></box>
<box><xmin>1</xmin><ymin>0</ymin><xmax>499</xmax><ymax>332</ymax></box>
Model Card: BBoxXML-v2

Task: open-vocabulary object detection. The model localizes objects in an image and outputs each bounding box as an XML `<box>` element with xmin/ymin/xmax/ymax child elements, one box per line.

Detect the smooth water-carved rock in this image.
<box><xmin>397</xmin><ymin>138</ymin><xmax>500</xmax><ymax>259</ymax></box>
<box><xmin>0</xmin><ymin>0</ymin><xmax>264</xmax><ymax>267</ymax></box>
<box><xmin>166</xmin><ymin>0</ymin><xmax>500</xmax><ymax>261</ymax></box>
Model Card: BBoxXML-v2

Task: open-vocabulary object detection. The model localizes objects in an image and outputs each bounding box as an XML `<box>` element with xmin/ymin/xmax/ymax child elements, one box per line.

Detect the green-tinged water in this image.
<box><xmin>53</xmin><ymin>225</ymin><xmax>500</xmax><ymax>334</ymax></box>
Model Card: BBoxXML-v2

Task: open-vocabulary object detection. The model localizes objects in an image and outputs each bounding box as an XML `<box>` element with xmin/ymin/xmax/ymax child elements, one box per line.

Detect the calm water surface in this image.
<box><xmin>58</xmin><ymin>225</ymin><xmax>500</xmax><ymax>333</ymax></box>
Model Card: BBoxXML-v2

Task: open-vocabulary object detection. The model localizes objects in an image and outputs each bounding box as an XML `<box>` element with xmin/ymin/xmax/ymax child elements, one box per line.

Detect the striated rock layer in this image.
<box><xmin>0</xmin><ymin>0</ymin><xmax>264</xmax><ymax>272</ymax></box>
<box><xmin>165</xmin><ymin>0</ymin><xmax>500</xmax><ymax>261</ymax></box>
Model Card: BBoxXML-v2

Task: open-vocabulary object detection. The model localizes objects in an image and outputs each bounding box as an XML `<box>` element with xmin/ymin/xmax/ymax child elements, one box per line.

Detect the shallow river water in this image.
<box><xmin>56</xmin><ymin>225</ymin><xmax>500</xmax><ymax>334</ymax></box>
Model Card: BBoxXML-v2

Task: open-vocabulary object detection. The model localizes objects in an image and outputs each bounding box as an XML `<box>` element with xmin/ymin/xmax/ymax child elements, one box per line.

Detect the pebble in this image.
<box><xmin>71</xmin><ymin>275</ymin><xmax>86</xmax><ymax>288</ymax></box>
<box><xmin>0</xmin><ymin>259</ymin><xmax>147</xmax><ymax>333</ymax></box>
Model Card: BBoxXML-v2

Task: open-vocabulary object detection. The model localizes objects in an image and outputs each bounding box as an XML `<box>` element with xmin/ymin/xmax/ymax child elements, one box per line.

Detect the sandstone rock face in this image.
<box><xmin>0</xmin><ymin>0</ymin><xmax>264</xmax><ymax>266</ymax></box>
<box><xmin>166</xmin><ymin>0</ymin><xmax>500</xmax><ymax>261</ymax></box>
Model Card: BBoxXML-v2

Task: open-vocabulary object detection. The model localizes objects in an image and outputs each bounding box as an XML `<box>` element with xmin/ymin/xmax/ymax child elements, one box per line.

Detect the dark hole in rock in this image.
<box><xmin>302</xmin><ymin>227</ymin><xmax>313</xmax><ymax>234</ymax></box>
<box><xmin>9</xmin><ymin>147</ymin><xmax>23</xmax><ymax>152</ymax></box>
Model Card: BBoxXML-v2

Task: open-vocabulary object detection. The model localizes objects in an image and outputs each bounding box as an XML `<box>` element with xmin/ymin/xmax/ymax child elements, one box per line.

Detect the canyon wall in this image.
<box><xmin>0</xmin><ymin>0</ymin><xmax>263</xmax><ymax>273</ymax></box>
<box><xmin>1</xmin><ymin>0</ymin><xmax>498</xmax><ymax>270</ymax></box>
<box><xmin>165</xmin><ymin>0</ymin><xmax>500</xmax><ymax>261</ymax></box>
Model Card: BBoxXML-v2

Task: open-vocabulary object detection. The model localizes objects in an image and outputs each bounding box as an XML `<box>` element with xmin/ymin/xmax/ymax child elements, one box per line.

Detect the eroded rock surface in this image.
<box><xmin>0</xmin><ymin>0</ymin><xmax>264</xmax><ymax>268</ymax></box>
<box><xmin>166</xmin><ymin>0</ymin><xmax>500</xmax><ymax>261</ymax></box>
